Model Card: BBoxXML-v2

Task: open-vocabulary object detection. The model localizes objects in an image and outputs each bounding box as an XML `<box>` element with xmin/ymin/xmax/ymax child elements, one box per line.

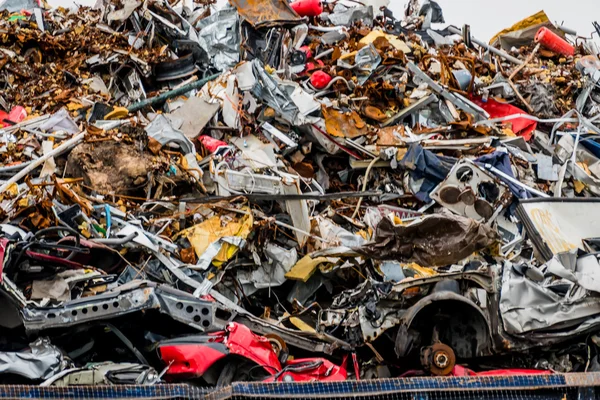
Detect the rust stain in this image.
<box><xmin>530</xmin><ymin>208</ymin><xmax>578</xmax><ymax>254</ymax></box>
<box><xmin>322</xmin><ymin>106</ymin><xmax>369</xmax><ymax>139</ymax></box>
<box><xmin>362</xmin><ymin>105</ymin><xmax>387</xmax><ymax>122</ymax></box>
<box><xmin>377</xmin><ymin>126</ymin><xmax>405</xmax><ymax>146</ymax></box>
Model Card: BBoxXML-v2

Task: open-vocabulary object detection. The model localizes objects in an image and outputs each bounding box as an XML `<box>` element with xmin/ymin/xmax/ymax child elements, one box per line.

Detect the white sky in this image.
<box><xmin>389</xmin><ymin>0</ymin><xmax>599</xmax><ymax>41</ymax></box>
<box><xmin>49</xmin><ymin>0</ymin><xmax>600</xmax><ymax>42</ymax></box>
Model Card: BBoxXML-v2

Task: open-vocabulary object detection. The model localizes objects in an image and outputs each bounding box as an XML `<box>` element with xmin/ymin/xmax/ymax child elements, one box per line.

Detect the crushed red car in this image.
<box><xmin>158</xmin><ymin>322</ymin><xmax>347</xmax><ymax>384</ymax></box>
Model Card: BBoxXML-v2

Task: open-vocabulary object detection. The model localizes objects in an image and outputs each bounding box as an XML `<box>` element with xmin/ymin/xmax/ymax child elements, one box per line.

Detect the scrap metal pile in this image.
<box><xmin>2</xmin><ymin>0</ymin><xmax>600</xmax><ymax>386</ymax></box>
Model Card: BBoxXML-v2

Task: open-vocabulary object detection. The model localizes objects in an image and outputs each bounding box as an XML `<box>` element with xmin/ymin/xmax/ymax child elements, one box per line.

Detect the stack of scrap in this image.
<box><xmin>1</xmin><ymin>0</ymin><xmax>600</xmax><ymax>386</ymax></box>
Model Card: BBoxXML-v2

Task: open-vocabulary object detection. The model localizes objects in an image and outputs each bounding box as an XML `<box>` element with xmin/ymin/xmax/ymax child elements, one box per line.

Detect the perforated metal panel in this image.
<box><xmin>0</xmin><ymin>373</ymin><xmax>599</xmax><ymax>400</ymax></box>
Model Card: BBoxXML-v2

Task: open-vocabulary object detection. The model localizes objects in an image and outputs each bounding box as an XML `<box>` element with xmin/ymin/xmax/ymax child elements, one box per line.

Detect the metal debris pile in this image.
<box><xmin>2</xmin><ymin>0</ymin><xmax>600</xmax><ymax>386</ymax></box>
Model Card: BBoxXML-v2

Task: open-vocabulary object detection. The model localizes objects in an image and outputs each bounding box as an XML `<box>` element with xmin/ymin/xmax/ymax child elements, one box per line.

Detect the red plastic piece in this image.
<box><xmin>452</xmin><ymin>365</ymin><xmax>552</xmax><ymax>376</ymax></box>
<box><xmin>198</xmin><ymin>135</ymin><xmax>228</xmax><ymax>153</ymax></box>
<box><xmin>535</xmin><ymin>27</ymin><xmax>574</xmax><ymax>57</ymax></box>
<box><xmin>8</xmin><ymin>106</ymin><xmax>27</xmax><ymax>123</ymax></box>
<box><xmin>311</xmin><ymin>71</ymin><xmax>333</xmax><ymax>89</ymax></box>
<box><xmin>0</xmin><ymin>238</ymin><xmax>8</xmax><ymax>283</ymax></box>
<box><xmin>0</xmin><ymin>106</ymin><xmax>27</xmax><ymax>128</ymax></box>
<box><xmin>300</xmin><ymin>46</ymin><xmax>313</xmax><ymax>59</ymax></box>
<box><xmin>471</xmin><ymin>97</ymin><xmax>537</xmax><ymax>141</ymax></box>
<box><xmin>290</xmin><ymin>0</ymin><xmax>323</xmax><ymax>17</ymax></box>
<box><xmin>300</xmin><ymin>46</ymin><xmax>326</xmax><ymax>75</ymax></box>
<box><xmin>0</xmin><ymin>111</ymin><xmax>7</xmax><ymax>128</ymax></box>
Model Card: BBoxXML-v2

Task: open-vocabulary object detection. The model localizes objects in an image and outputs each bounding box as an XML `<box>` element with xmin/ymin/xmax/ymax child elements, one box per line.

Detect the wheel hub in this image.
<box><xmin>421</xmin><ymin>343</ymin><xmax>456</xmax><ymax>376</ymax></box>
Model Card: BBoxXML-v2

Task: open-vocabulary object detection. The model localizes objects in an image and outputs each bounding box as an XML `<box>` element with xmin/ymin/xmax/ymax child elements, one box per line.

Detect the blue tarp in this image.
<box><xmin>399</xmin><ymin>144</ymin><xmax>455</xmax><ymax>202</ymax></box>
<box><xmin>476</xmin><ymin>152</ymin><xmax>531</xmax><ymax>199</ymax></box>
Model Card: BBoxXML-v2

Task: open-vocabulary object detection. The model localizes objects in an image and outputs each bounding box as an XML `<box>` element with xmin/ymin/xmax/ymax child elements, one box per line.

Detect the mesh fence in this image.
<box><xmin>208</xmin><ymin>374</ymin><xmax>599</xmax><ymax>400</ymax></box>
<box><xmin>0</xmin><ymin>373</ymin><xmax>598</xmax><ymax>400</ymax></box>
<box><xmin>0</xmin><ymin>384</ymin><xmax>209</xmax><ymax>399</ymax></box>
<box><xmin>228</xmin><ymin>388</ymin><xmax>585</xmax><ymax>400</ymax></box>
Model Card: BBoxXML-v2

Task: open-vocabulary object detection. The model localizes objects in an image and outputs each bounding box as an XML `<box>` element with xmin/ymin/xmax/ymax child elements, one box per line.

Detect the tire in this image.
<box><xmin>216</xmin><ymin>361</ymin><xmax>237</xmax><ymax>387</ymax></box>
<box><xmin>216</xmin><ymin>359</ymin><xmax>255</xmax><ymax>386</ymax></box>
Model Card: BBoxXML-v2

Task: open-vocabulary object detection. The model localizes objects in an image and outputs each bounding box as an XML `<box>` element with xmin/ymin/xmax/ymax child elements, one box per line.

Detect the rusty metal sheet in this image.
<box><xmin>322</xmin><ymin>106</ymin><xmax>369</xmax><ymax>139</ymax></box>
<box><xmin>228</xmin><ymin>0</ymin><xmax>302</xmax><ymax>28</ymax></box>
